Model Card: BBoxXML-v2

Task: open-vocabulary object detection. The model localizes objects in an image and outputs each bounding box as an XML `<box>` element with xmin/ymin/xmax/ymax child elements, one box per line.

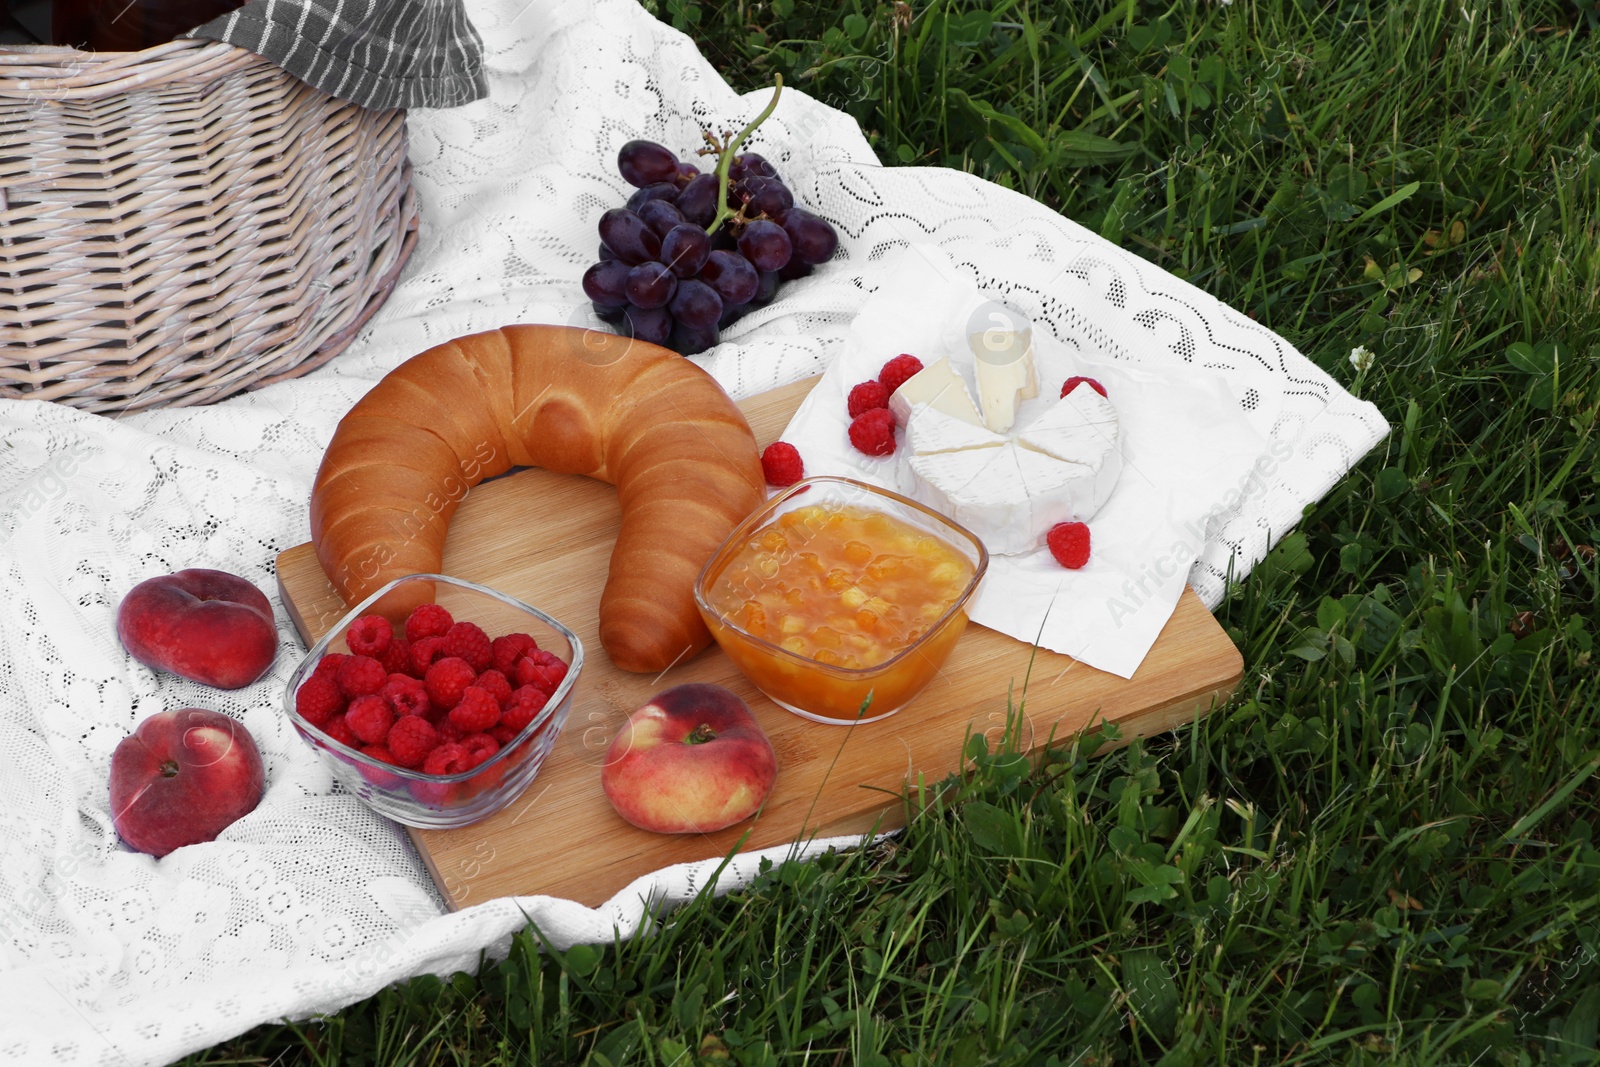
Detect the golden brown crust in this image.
<box><xmin>310</xmin><ymin>325</ymin><xmax>764</xmax><ymax>672</ymax></box>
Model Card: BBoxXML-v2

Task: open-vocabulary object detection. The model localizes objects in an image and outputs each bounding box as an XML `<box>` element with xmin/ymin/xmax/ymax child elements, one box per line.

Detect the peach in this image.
<box><xmin>109</xmin><ymin>708</ymin><xmax>265</xmax><ymax>857</ymax></box>
<box><xmin>116</xmin><ymin>568</ymin><xmax>278</xmax><ymax>689</ymax></box>
<box><xmin>600</xmin><ymin>683</ymin><xmax>777</xmax><ymax>834</ymax></box>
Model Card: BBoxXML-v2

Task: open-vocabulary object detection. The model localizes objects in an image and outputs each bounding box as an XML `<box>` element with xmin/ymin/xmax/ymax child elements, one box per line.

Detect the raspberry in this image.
<box><xmin>408</xmin><ymin>777</ymin><xmax>457</xmax><ymax>806</ymax></box>
<box><xmin>346</xmin><ymin>694</ymin><xmax>394</xmax><ymax>745</ymax></box>
<box><xmin>474</xmin><ymin>669</ymin><xmax>513</xmax><ymax>707</ymax></box>
<box><xmin>501</xmin><ymin>687</ymin><xmax>549</xmax><ymax>734</ymax></box>
<box><xmin>387</xmin><ymin>715</ymin><xmax>439</xmax><ymax>768</ymax></box>
<box><xmin>847</xmin><ymin>380</ymin><xmax>891</xmax><ymax>418</ymax></box>
<box><xmin>847</xmin><ymin>407</ymin><xmax>897</xmax><ymax>457</ymax></box>
<box><xmin>405</xmin><ymin>603</ymin><xmax>453</xmax><ymax>643</ymax></box>
<box><xmin>425</xmin><ymin>656</ymin><xmax>477</xmax><ymax>710</ymax></box>
<box><xmin>878</xmin><ymin>354</ymin><xmax>924</xmax><ymax>394</ymax></box>
<box><xmin>383</xmin><ymin>674</ymin><xmax>430</xmax><ymax>717</ymax></box>
<box><xmin>334</xmin><ymin>655</ymin><xmax>387</xmax><ymax>699</ymax></box>
<box><xmin>357</xmin><ymin>748</ymin><xmax>403</xmax><ymax>788</ymax></box>
<box><xmin>449</xmin><ymin>686</ymin><xmax>501</xmax><ymax>733</ymax></box>
<box><xmin>295</xmin><ymin>675</ymin><xmax>345</xmax><ymax>727</ymax></box>
<box><xmin>312</xmin><ymin>652</ymin><xmax>348</xmax><ymax>681</ymax></box>
<box><xmin>1047</xmin><ymin>521</ymin><xmax>1091</xmax><ymax>569</ymax></box>
<box><xmin>464</xmin><ymin>757</ymin><xmax>508</xmax><ymax>795</ymax></box>
<box><xmin>410</xmin><ymin>635</ymin><xmax>448</xmax><ymax>677</ymax></box>
<box><xmin>1061</xmin><ymin>376</ymin><xmax>1107</xmax><ymax>399</ymax></box>
<box><xmin>491</xmin><ymin>633</ymin><xmax>539</xmax><ymax>675</ymax></box>
<box><xmin>443</xmin><ymin>621</ymin><xmax>493</xmax><ymax>673</ymax></box>
<box><xmin>322</xmin><ymin>714</ymin><xmax>359</xmax><ymax>749</ymax></box>
<box><xmin>508</xmin><ymin>683</ymin><xmax>550</xmax><ymax>712</ymax></box>
<box><xmin>380</xmin><ymin>635</ymin><xmax>413</xmax><ymax>677</ymax></box>
<box><xmin>761</xmin><ymin>441</ymin><xmax>804</xmax><ymax>487</ymax></box>
<box><xmin>423</xmin><ymin>742</ymin><xmax>472</xmax><ymax>776</ymax></box>
<box><xmin>344</xmin><ymin>615</ymin><xmax>392</xmax><ymax>658</ymax></box>
<box><xmin>513</xmin><ymin>651</ymin><xmax>568</xmax><ymax>693</ymax></box>
<box><xmin>435</xmin><ymin>718</ymin><xmax>467</xmax><ymax>745</ymax></box>
<box><xmin>460</xmin><ymin>733</ymin><xmax>500</xmax><ymax>768</ymax></box>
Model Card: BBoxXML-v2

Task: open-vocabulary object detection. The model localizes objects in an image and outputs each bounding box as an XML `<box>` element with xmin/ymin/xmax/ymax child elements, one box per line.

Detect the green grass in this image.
<box><xmin>190</xmin><ymin>0</ymin><xmax>1600</xmax><ymax>1063</ymax></box>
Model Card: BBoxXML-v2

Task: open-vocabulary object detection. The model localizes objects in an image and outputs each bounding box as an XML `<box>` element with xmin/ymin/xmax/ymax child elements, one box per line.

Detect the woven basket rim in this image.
<box><xmin>0</xmin><ymin>39</ymin><xmax>255</xmax><ymax>100</ymax></box>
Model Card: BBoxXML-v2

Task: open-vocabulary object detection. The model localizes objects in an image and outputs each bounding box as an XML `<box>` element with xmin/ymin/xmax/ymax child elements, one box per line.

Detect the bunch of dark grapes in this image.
<box><xmin>582</xmin><ymin>138</ymin><xmax>839</xmax><ymax>355</ymax></box>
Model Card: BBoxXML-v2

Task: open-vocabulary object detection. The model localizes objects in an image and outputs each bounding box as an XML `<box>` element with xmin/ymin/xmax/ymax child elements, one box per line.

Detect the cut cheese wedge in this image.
<box><xmin>887</xmin><ymin>357</ymin><xmax>983</xmax><ymax>427</ymax></box>
<box><xmin>1011</xmin><ymin>447</ymin><xmax>1101</xmax><ymax>535</ymax></box>
<box><xmin>1016</xmin><ymin>384</ymin><xmax>1123</xmax><ymax>517</ymax></box>
<box><xmin>906</xmin><ymin>446</ymin><xmax>1002</xmax><ymax>504</ymax></box>
<box><xmin>1017</xmin><ymin>384</ymin><xmax>1118</xmax><ymax>464</ymax></box>
<box><xmin>907</xmin><ymin>443</ymin><xmax>1034</xmax><ymax>554</ymax></box>
<box><xmin>906</xmin><ymin>403</ymin><xmax>1008</xmax><ymax>456</ymax></box>
<box><xmin>971</xmin><ymin>331</ymin><xmax>1038</xmax><ymax>433</ymax></box>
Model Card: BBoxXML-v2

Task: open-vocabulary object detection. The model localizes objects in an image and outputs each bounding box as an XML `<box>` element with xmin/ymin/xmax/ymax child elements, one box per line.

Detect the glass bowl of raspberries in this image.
<box><xmin>283</xmin><ymin>573</ymin><xmax>582</xmax><ymax>829</ymax></box>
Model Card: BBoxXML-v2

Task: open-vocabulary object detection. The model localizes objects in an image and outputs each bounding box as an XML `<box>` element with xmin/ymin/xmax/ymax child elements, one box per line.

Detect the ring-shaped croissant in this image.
<box><xmin>310</xmin><ymin>325</ymin><xmax>764</xmax><ymax>673</ymax></box>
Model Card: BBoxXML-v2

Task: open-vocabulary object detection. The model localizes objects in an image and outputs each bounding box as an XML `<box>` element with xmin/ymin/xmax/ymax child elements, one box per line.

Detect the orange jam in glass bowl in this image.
<box><xmin>695</xmin><ymin>476</ymin><xmax>988</xmax><ymax>724</ymax></box>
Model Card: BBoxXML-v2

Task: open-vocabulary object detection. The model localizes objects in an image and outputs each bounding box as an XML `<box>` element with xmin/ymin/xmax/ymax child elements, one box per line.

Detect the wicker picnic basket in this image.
<box><xmin>0</xmin><ymin>38</ymin><xmax>418</xmax><ymax>413</ymax></box>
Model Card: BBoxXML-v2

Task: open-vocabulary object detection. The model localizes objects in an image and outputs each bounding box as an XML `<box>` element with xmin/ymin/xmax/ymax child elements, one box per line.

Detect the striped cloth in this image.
<box><xmin>190</xmin><ymin>0</ymin><xmax>487</xmax><ymax>110</ymax></box>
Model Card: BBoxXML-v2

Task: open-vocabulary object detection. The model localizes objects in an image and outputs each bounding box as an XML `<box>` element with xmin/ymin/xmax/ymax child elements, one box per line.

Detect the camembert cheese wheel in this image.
<box><xmin>900</xmin><ymin>383</ymin><xmax>1122</xmax><ymax>555</ymax></box>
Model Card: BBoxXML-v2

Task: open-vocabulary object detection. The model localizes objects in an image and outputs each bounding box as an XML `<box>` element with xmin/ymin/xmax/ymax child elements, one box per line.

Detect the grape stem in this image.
<box><xmin>706</xmin><ymin>75</ymin><xmax>783</xmax><ymax>236</ymax></box>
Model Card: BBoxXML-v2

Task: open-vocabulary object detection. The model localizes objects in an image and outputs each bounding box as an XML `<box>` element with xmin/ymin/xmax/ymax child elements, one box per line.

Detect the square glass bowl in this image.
<box><xmin>283</xmin><ymin>574</ymin><xmax>582</xmax><ymax>828</ymax></box>
<box><xmin>694</xmin><ymin>476</ymin><xmax>987</xmax><ymax>725</ymax></box>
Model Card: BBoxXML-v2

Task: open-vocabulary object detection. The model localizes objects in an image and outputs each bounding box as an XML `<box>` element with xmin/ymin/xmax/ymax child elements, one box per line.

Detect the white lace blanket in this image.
<box><xmin>0</xmin><ymin>1</ymin><xmax>1388</xmax><ymax>1062</ymax></box>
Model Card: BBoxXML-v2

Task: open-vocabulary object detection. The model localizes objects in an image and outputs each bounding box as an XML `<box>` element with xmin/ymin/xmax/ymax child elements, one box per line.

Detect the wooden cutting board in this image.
<box><xmin>276</xmin><ymin>376</ymin><xmax>1242</xmax><ymax>909</ymax></box>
